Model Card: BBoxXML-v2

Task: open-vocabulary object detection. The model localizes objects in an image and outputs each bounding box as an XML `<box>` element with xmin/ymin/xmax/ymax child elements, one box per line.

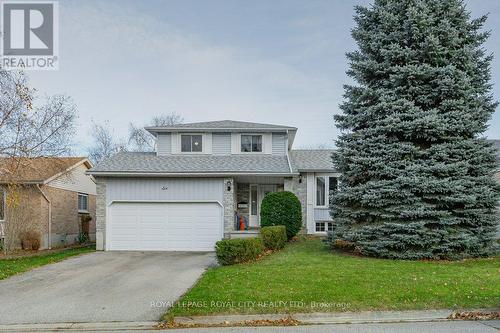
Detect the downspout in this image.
<box><xmin>36</xmin><ymin>185</ymin><xmax>52</xmax><ymax>250</ymax></box>
<box><xmin>285</xmin><ymin>129</ymin><xmax>293</xmax><ymax>174</ymax></box>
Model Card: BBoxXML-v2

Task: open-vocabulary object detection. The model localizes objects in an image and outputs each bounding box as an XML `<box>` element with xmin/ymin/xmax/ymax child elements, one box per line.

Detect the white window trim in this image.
<box><xmin>179</xmin><ymin>133</ymin><xmax>205</xmax><ymax>154</ymax></box>
<box><xmin>314</xmin><ymin>173</ymin><xmax>340</xmax><ymax>208</ymax></box>
<box><xmin>78</xmin><ymin>193</ymin><xmax>89</xmax><ymax>213</ymax></box>
<box><xmin>314</xmin><ymin>176</ymin><xmax>328</xmax><ymax>208</ymax></box>
<box><xmin>315</xmin><ymin>221</ymin><xmax>333</xmax><ymax>234</ymax></box>
<box><xmin>231</xmin><ymin>133</ymin><xmax>272</xmax><ymax>154</ymax></box>
<box><xmin>240</xmin><ymin>134</ymin><xmax>264</xmax><ymax>153</ymax></box>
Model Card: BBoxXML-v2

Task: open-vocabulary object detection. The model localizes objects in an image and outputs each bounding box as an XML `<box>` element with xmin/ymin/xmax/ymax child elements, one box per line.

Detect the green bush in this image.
<box><xmin>260</xmin><ymin>226</ymin><xmax>287</xmax><ymax>250</ymax></box>
<box><xmin>215</xmin><ymin>237</ymin><xmax>264</xmax><ymax>265</ymax></box>
<box><xmin>260</xmin><ymin>191</ymin><xmax>302</xmax><ymax>240</ymax></box>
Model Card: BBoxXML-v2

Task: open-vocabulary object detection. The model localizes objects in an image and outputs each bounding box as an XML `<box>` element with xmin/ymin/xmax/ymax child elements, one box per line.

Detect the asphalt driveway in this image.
<box><xmin>0</xmin><ymin>251</ymin><xmax>216</xmax><ymax>324</ymax></box>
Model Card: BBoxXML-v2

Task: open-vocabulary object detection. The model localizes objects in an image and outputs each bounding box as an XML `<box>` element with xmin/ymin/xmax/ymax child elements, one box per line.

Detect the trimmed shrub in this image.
<box><xmin>260</xmin><ymin>225</ymin><xmax>287</xmax><ymax>250</ymax></box>
<box><xmin>215</xmin><ymin>237</ymin><xmax>264</xmax><ymax>265</ymax></box>
<box><xmin>260</xmin><ymin>191</ymin><xmax>302</xmax><ymax>240</ymax></box>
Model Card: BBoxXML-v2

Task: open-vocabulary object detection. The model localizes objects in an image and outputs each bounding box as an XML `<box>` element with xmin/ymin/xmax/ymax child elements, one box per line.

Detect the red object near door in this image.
<box><xmin>239</xmin><ymin>216</ymin><xmax>245</xmax><ymax>230</ymax></box>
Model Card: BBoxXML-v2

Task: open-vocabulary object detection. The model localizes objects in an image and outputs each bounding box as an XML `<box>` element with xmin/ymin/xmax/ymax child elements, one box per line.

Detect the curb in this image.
<box><xmin>0</xmin><ymin>321</ymin><xmax>157</xmax><ymax>332</ymax></box>
<box><xmin>1</xmin><ymin>309</ymin><xmax>497</xmax><ymax>331</ymax></box>
<box><xmin>174</xmin><ymin>309</ymin><xmax>454</xmax><ymax>326</ymax></box>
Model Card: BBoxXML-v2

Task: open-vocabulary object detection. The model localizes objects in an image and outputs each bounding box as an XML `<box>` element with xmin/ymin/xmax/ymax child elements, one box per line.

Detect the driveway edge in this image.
<box><xmin>0</xmin><ymin>321</ymin><xmax>158</xmax><ymax>332</ymax></box>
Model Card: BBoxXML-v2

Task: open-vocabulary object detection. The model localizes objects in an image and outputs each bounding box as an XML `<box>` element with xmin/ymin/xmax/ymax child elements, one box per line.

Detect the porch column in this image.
<box><xmin>95</xmin><ymin>178</ymin><xmax>107</xmax><ymax>250</ymax></box>
<box><xmin>223</xmin><ymin>177</ymin><xmax>235</xmax><ymax>238</ymax></box>
<box><xmin>285</xmin><ymin>175</ymin><xmax>308</xmax><ymax>234</ymax></box>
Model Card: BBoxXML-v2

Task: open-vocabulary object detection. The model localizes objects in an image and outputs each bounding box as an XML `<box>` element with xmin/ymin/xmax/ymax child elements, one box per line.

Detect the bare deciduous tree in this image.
<box><xmin>128</xmin><ymin>113</ymin><xmax>183</xmax><ymax>151</ymax></box>
<box><xmin>87</xmin><ymin>120</ymin><xmax>124</xmax><ymax>165</ymax></box>
<box><xmin>0</xmin><ymin>69</ymin><xmax>77</xmax><ymax>252</ymax></box>
<box><xmin>0</xmin><ymin>70</ymin><xmax>76</xmax><ymax>158</ymax></box>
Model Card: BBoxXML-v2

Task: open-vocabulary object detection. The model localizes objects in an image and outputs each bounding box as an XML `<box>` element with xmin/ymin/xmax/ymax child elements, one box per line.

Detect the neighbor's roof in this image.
<box><xmin>489</xmin><ymin>139</ymin><xmax>500</xmax><ymax>163</ymax></box>
<box><xmin>0</xmin><ymin>157</ymin><xmax>91</xmax><ymax>184</ymax></box>
<box><xmin>88</xmin><ymin>152</ymin><xmax>292</xmax><ymax>175</ymax></box>
<box><xmin>145</xmin><ymin>120</ymin><xmax>297</xmax><ymax>132</ymax></box>
<box><xmin>290</xmin><ymin>149</ymin><xmax>336</xmax><ymax>172</ymax></box>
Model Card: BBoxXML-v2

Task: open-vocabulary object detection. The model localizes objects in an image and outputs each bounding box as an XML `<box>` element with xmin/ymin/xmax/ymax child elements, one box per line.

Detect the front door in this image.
<box><xmin>249</xmin><ymin>184</ymin><xmax>277</xmax><ymax>227</ymax></box>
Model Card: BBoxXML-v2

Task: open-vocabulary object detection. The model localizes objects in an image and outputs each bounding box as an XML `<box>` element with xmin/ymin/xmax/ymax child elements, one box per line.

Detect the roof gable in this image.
<box><xmin>0</xmin><ymin>157</ymin><xmax>90</xmax><ymax>184</ymax></box>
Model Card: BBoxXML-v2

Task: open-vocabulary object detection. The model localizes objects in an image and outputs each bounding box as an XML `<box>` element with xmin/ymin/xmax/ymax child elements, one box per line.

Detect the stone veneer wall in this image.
<box><xmin>236</xmin><ymin>183</ymin><xmax>249</xmax><ymax>220</ymax></box>
<box><xmin>284</xmin><ymin>175</ymin><xmax>308</xmax><ymax>233</ymax></box>
<box><xmin>223</xmin><ymin>177</ymin><xmax>235</xmax><ymax>238</ymax></box>
<box><xmin>95</xmin><ymin>178</ymin><xmax>107</xmax><ymax>250</ymax></box>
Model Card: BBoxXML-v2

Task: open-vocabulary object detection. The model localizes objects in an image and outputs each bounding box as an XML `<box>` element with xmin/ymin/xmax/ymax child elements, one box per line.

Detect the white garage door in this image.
<box><xmin>107</xmin><ymin>202</ymin><xmax>222</xmax><ymax>251</ymax></box>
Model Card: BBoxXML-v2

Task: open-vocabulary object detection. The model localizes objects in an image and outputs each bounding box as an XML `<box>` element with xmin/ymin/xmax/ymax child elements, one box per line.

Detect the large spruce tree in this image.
<box><xmin>331</xmin><ymin>0</ymin><xmax>499</xmax><ymax>259</ymax></box>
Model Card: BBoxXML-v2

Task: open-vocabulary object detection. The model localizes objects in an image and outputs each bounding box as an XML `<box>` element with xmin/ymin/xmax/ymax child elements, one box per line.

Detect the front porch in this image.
<box><xmin>228</xmin><ymin>176</ymin><xmax>286</xmax><ymax>239</ymax></box>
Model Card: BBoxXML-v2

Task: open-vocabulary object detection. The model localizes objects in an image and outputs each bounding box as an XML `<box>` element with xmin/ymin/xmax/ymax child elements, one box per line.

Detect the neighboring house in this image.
<box><xmin>87</xmin><ymin>120</ymin><xmax>338</xmax><ymax>251</ymax></box>
<box><xmin>492</xmin><ymin>140</ymin><xmax>500</xmax><ymax>182</ymax></box>
<box><xmin>0</xmin><ymin>157</ymin><xmax>97</xmax><ymax>249</ymax></box>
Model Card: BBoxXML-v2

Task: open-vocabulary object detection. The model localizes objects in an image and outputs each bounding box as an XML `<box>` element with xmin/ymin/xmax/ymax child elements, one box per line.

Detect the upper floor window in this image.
<box><xmin>241</xmin><ymin>135</ymin><xmax>262</xmax><ymax>152</ymax></box>
<box><xmin>316</xmin><ymin>176</ymin><xmax>338</xmax><ymax>207</ymax></box>
<box><xmin>181</xmin><ymin>135</ymin><xmax>202</xmax><ymax>152</ymax></box>
<box><xmin>78</xmin><ymin>193</ymin><xmax>88</xmax><ymax>212</ymax></box>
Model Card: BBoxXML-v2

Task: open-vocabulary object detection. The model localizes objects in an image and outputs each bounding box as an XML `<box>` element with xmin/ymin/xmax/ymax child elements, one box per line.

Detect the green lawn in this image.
<box><xmin>167</xmin><ymin>238</ymin><xmax>500</xmax><ymax>317</ymax></box>
<box><xmin>0</xmin><ymin>246</ymin><xmax>95</xmax><ymax>280</ymax></box>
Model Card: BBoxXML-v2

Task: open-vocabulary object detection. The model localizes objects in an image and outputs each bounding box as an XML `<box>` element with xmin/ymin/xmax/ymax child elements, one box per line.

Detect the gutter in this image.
<box><xmin>86</xmin><ymin>171</ymin><xmax>299</xmax><ymax>177</ymax></box>
<box><xmin>145</xmin><ymin>126</ymin><xmax>297</xmax><ymax>133</ymax></box>
<box><xmin>36</xmin><ymin>185</ymin><xmax>51</xmax><ymax>250</ymax></box>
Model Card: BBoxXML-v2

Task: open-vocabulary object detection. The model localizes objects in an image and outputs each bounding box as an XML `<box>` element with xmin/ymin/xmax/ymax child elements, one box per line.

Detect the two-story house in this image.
<box><xmin>87</xmin><ymin>120</ymin><xmax>338</xmax><ymax>251</ymax></box>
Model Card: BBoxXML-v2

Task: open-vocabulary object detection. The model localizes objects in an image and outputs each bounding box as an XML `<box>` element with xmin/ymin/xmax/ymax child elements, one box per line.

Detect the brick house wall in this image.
<box><xmin>43</xmin><ymin>185</ymin><xmax>96</xmax><ymax>247</ymax></box>
<box><xmin>2</xmin><ymin>185</ymin><xmax>45</xmax><ymax>250</ymax></box>
<box><xmin>0</xmin><ymin>184</ymin><xmax>96</xmax><ymax>250</ymax></box>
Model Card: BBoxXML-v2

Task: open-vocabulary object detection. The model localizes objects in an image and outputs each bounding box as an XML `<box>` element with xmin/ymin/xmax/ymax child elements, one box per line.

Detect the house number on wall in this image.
<box><xmin>161</xmin><ymin>186</ymin><xmax>168</xmax><ymax>190</ymax></box>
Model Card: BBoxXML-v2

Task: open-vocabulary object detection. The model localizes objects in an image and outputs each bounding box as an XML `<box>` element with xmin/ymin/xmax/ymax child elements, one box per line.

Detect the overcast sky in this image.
<box><xmin>28</xmin><ymin>0</ymin><xmax>500</xmax><ymax>154</ymax></box>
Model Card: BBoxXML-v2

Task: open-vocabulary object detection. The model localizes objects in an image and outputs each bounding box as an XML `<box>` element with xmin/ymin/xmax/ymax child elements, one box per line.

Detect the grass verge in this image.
<box><xmin>0</xmin><ymin>245</ymin><xmax>95</xmax><ymax>280</ymax></box>
<box><xmin>166</xmin><ymin>238</ymin><xmax>499</xmax><ymax>317</ymax></box>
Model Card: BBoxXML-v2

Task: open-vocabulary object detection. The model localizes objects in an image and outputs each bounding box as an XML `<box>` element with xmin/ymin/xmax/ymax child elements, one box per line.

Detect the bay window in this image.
<box><xmin>315</xmin><ymin>175</ymin><xmax>338</xmax><ymax>207</ymax></box>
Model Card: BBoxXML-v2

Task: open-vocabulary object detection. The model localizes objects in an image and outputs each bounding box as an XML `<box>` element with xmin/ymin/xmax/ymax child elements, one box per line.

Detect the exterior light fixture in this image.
<box><xmin>299</xmin><ymin>174</ymin><xmax>303</xmax><ymax>184</ymax></box>
<box><xmin>227</xmin><ymin>180</ymin><xmax>232</xmax><ymax>192</ymax></box>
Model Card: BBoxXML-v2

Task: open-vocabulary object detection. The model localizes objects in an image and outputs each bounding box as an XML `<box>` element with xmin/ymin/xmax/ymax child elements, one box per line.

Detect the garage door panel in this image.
<box><xmin>108</xmin><ymin>202</ymin><xmax>222</xmax><ymax>251</ymax></box>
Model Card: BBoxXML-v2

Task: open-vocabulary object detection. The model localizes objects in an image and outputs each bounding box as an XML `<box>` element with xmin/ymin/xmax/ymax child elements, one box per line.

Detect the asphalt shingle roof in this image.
<box><xmin>290</xmin><ymin>149</ymin><xmax>336</xmax><ymax>172</ymax></box>
<box><xmin>90</xmin><ymin>152</ymin><xmax>292</xmax><ymax>174</ymax></box>
<box><xmin>145</xmin><ymin>120</ymin><xmax>297</xmax><ymax>131</ymax></box>
<box><xmin>0</xmin><ymin>157</ymin><xmax>89</xmax><ymax>183</ymax></box>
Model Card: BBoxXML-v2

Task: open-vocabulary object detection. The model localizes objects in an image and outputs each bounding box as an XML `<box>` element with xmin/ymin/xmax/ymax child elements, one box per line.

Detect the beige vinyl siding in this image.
<box><xmin>47</xmin><ymin>164</ymin><xmax>97</xmax><ymax>195</ymax></box>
